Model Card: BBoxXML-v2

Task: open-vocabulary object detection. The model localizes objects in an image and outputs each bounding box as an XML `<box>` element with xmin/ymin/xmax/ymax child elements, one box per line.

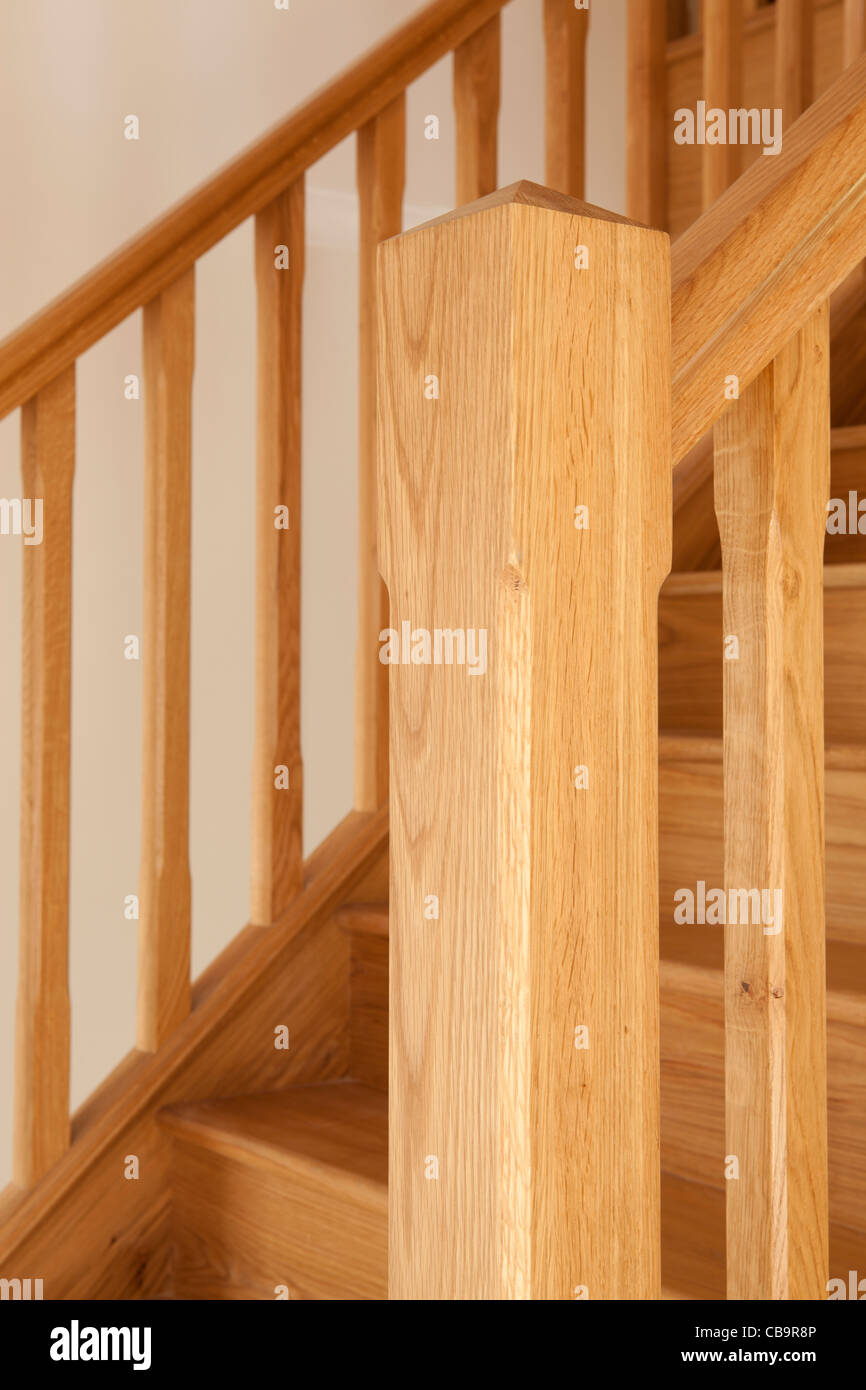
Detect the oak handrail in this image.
<box><xmin>0</xmin><ymin>0</ymin><xmax>512</xmax><ymax>422</ymax></box>
<box><xmin>671</xmin><ymin>51</ymin><xmax>866</xmax><ymax>465</ymax></box>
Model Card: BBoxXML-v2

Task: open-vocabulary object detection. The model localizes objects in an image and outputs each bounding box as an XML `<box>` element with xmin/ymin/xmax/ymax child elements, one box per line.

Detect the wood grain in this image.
<box><xmin>844</xmin><ymin>0</ymin><xmax>866</xmax><ymax>59</ymax></box>
<box><xmin>659</xmin><ymin>565</ymin><xmax>866</xmax><ymax>743</ymax></box>
<box><xmin>379</xmin><ymin>183</ymin><xmax>670</xmax><ymax>1299</ymax></box>
<box><xmin>659</xmin><ymin>735</ymin><xmax>866</xmax><ymax>957</ymax></box>
<box><xmin>665</xmin><ymin>0</ymin><xmax>845</xmax><ymax>239</ymax></box>
<box><xmin>660</xmin><ymin>959</ymin><xmax>866</xmax><ymax>1239</ymax></box>
<box><xmin>14</xmin><ymin>368</ymin><xmax>75</xmax><ymax>1187</ymax></box>
<box><xmin>163</xmin><ymin>1083</ymin><xmax>387</xmax><ymax>1300</ymax></box>
<box><xmin>715</xmin><ymin>308</ymin><xmax>830</xmax><ymax>1300</ymax></box>
<box><xmin>251</xmin><ymin>182</ymin><xmax>304</xmax><ymax>925</ymax></box>
<box><xmin>627</xmin><ymin>0</ymin><xmax>668</xmax><ymax>227</ymax></box>
<box><xmin>662</xmin><ymin>1171</ymin><xmax>866</xmax><ymax>1300</ymax></box>
<box><xmin>0</xmin><ymin>808</ymin><xmax>385</xmax><ymax>1299</ymax></box>
<box><xmin>454</xmin><ymin>13</ymin><xmax>501</xmax><ymax>204</ymax></box>
<box><xmin>355</xmin><ymin>96</ymin><xmax>405</xmax><ymax>813</ymax></box>
<box><xmin>137</xmin><ymin>271</ymin><xmax>194</xmax><ymax>1053</ymax></box>
<box><xmin>702</xmin><ymin>0</ymin><xmax>743</xmax><ymax>208</ymax></box>
<box><xmin>776</xmin><ymin>0</ymin><xmax>815</xmax><ymax>115</ymax></box>
<box><xmin>544</xmin><ymin>0</ymin><xmax>589</xmax><ymax>197</ymax></box>
<box><xmin>0</xmin><ymin>0</ymin><xmax>514</xmax><ymax>421</ymax></box>
<box><xmin>337</xmin><ymin>906</ymin><xmax>389</xmax><ymax>1090</ymax></box>
<box><xmin>671</xmin><ymin>52</ymin><xmax>866</xmax><ymax>463</ymax></box>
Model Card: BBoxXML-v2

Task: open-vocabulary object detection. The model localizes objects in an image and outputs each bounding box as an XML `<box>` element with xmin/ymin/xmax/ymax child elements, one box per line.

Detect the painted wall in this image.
<box><xmin>0</xmin><ymin>0</ymin><xmax>626</xmax><ymax>1186</ymax></box>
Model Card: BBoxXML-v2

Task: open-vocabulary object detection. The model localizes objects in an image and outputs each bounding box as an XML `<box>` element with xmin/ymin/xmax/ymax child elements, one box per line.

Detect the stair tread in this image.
<box><xmin>160</xmin><ymin>1080</ymin><xmax>387</xmax><ymax>1188</ymax></box>
<box><xmin>662</xmin><ymin>561</ymin><xmax>866</xmax><ymax>598</ymax></box>
<box><xmin>831</xmin><ymin>424</ymin><xmax>866</xmax><ymax>450</ymax></box>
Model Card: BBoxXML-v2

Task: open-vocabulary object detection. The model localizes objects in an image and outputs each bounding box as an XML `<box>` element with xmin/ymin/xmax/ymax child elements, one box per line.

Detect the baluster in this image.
<box><xmin>251</xmin><ymin>180</ymin><xmax>305</xmax><ymax>926</ymax></box>
<box><xmin>844</xmin><ymin>0</ymin><xmax>866</xmax><ymax>62</ymax></box>
<box><xmin>627</xmin><ymin>0</ymin><xmax>668</xmax><ymax>226</ymax></box>
<box><xmin>702</xmin><ymin>0</ymin><xmax>742</xmax><ymax>208</ymax></box>
<box><xmin>137</xmin><ymin>270</ymin><xmax>194</xmax><ymax>1051</ymax></box>
<box><xmin>843</xmin><ymin>2</ymin><xmax>865</xmax><ymax>288</ymax></box>
<box><xmin>14</xmin><ymin>368</ymin><xmax>75</xmax><ymax>1185</ymax></box>
<box><xmin>544</xmin><ymin>0</ymin><xmax>589</xmax><ymax>198</ymax></box>
<box><xmin>775</xmin><ymin>0</ymin><xmax>814</xmax><ymax>119</ymax></box>
<box><xmin>715</xmin><ymin>305</ymin><xmax>830</xmax><ymax>1300</ymax></box>
<box><xmin>355</xmin><ymin>96</ymin><xmax>405</xmax><ymax>812</ymax></box>
<box><xmin>453</xmin><ymin>13</ymin><xmax>501</xmax><ymax>204</ymax></box>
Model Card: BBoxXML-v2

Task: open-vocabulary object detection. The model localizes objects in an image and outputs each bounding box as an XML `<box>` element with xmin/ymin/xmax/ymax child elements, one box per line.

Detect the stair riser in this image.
<box><xmin>660</xmin><ymin>752</ymin><xmax>866</xmax><ymax>954</ymax></box>
<box><xmin>660</xmin><ymin>581</ymin><xmax>866</xmax><ymax>742</ymax></box>
<box><xmin>661</xmin><ymin>970</ymin><xmax>866</xmax><ymax>1236</ymax></box>
<box><xmin>169</xmin><ymin>1138</ymin><xmax>387</xmax><ymax>1301</ymax></box>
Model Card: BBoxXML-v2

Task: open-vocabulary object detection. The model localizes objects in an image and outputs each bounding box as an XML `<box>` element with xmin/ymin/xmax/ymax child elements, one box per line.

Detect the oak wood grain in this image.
<box><xmin>715</xmin><ymin>308</ymin><xmax>830</xmax><ymax>1299</ymax></box>
<box><xmin>137</xmin><ymin>271</ymin><xmax>194</xmax><ymax>1053</ymax></box>
<box><xmin>355</xmin><ymin>96</ymin><xmax>406</xmax><ymax>813</ymax></box>
<box><xmin>702</xmin><ymin>0</ymin><xmax>743</xmax><ymax>208</ymax></box>
<box><xmin>671</xmin><ymin>53</ymin><xmax>866</xmax><ymax>463</ymax></box>
<box><xmin>0</xmin><ymin>809</ymin><xmax>384</xmax><ymax>1298</ymax></box>
<box><xmin>454</xmin><ymin>13</ymin><xmax>501</xmax><ymax>204</ymax></box>
<box><xmin>379</xmin><ymin>183</ymin><xmax>670</xmax><ymax>1299</ymax></box>
<box><xmin>627</xmin><ymin>0</ymin><xmax>668</xmax><ymax>227</ymax></box>
<box><xmin>544</xmin><ymin>0</ymin><xmax>589</xmax><ymax>197</ymax></box>
<box><xmin>251</xmin><ymin>182</ymin><xmax>304</xmax><ymax>925</ymax></box>
<box><xmin>14</xmin><ymin>368</ymin><xmax>75</xmax><ymax>1187</ymax></box>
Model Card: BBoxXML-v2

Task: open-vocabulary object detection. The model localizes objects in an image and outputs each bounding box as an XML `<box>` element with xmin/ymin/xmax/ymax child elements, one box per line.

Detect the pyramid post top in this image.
<box><xmin>388</xmin><ymin>180</ymin><xmax>652</xmax><ymax>241</ymax></box>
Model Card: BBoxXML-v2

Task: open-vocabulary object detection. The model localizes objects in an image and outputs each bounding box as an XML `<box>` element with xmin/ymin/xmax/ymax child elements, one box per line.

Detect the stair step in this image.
<box><xmin>659</xmin><ymin>566</ymin><xmax>866</xmax><ymax>742</ymax></box>
<box><xmin>660</xmin><ymin>1171</ymin><xmax>866</xmax><ymax>1301</ymax></box>
<box><xmin>659</xmin><ymin>732</ymin><xmax>866</xmax><ymax>956</ymax></box>
<box><xmin>160</xmin><ymin>1082</ymin><xmax>386</xmax><ymax>1300</ymax></box>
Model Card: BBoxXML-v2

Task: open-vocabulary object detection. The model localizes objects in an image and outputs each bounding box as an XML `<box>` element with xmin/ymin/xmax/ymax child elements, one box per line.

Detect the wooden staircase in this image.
<box><xmin>2</xmin><ymin>0</ymin><xmax>866</xmax><ymax>1302</ymax></box>
<box><xmin>158</xmin><ymin>902</ymin><xmax>391</xmax><ymax>1301</ymax></box>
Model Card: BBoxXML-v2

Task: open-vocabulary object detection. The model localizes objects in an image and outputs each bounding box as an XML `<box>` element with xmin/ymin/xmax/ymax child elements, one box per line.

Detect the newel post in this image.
<box><xmin>379</xmin><ymin>183</ymin><xmax>671</xmax><ymax>1299</ymax></box>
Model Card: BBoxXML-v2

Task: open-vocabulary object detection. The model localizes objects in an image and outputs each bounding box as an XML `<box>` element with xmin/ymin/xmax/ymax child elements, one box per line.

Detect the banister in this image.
<box><xmin>671</xmin><ymin>51</ymin><xmax>866</xmax><ymax>466</ymax></box>
<box><xmin>0</xmin><ymin>0</ymin><xmax>512</xmax><ymax>422</ymax></box>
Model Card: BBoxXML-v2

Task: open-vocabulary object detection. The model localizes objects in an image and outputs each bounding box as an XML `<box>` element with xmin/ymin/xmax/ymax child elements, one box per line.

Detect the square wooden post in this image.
<box><xmin>379</xmin><ymin>182</ymin><xmax>671</xmax><ymax>1299</ymax></box>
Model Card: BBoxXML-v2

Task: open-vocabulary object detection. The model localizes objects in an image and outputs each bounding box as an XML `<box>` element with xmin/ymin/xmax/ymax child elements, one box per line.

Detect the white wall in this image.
<box><xmin>0</xmin><ymin>0</ymin><xmax>625</xmax><ymax>1186</ymax></box>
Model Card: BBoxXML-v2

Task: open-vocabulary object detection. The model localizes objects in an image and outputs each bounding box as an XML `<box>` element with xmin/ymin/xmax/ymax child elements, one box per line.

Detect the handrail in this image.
<box><xmin>0</xmin><ymin>0</ymin><xmax>511</xmax><ymax>421</ymax></box>
<box><xmin>671</xmin><ymin>51</ymin><xmax>866</xmax><ymax>465</ymax></box>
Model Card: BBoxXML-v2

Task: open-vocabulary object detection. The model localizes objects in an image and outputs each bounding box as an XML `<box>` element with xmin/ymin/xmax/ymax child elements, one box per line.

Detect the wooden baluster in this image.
<box><xmin>544</xmin><ymin>0</ymin><xmax>589</xmax><ymax>198</ymax></box>
<box><xmin>668</xmin><ymin>0</ymin><xmax>694</xmax><ymax>37</ymax></box>
<box><xmin>453</xmin><ymin>13</ymin><xmax>501</xmax><ymax>204</ymax></box>
<box><xmin>355</xmin><ymin>95</ymin><xmax>405</xmax><ymax>813</ymax></box>
<box><xmin>251</xmin><ymin>180</ymin><xmax>305</xmax><ymax>926</ymax></box>
<box><xmin>775</xmin><ymin>0</ymin><xmax>814</xmax><ymax>120</ymax></box>
<box><xmin>715</xmin><ymin>305</ymin><xmax>830</xmax><ymax>1300</ymax></box>
<box><xmin>844</xmin><ymin>0</ymin><xmax>866</xmax><ymax>62</ymax></box>
<box><xmin>627</xmin><ymin>0</ymin><xmax>668</xmax><ymax>226</ymax></box>
<box><xmin>381</xmin><ymin>185</ymin><xmax>670</xmax><ymax>1299</ymax></box>
<box><xmin>14</xmin><ymin>368</ymin><xmax>75</xmax><ymax>1186</ymax></box>
<box><xmin>137</xmin><ymin>271</ymin><xmax>194</xmax><ymax>1052</ymax></box>
<box><xmin>702</xmin><ymin>0</ymin><xmax>743</xmax><ymax>209</ymax></box>
<box><xmin>843</xmin><ymin>2</ymin><xmax>865</xmax><ymax>288</ymax></box>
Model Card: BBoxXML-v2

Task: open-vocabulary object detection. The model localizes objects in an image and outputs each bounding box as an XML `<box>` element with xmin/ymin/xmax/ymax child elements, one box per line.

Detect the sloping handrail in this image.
<box><xmin>0</xmin><ymin>0</ymin><xmax>511</xmax><ymax>420</ymax></box>
<box><xmin>671</xmin><ymin>52</ymin><xmax>866</xmax><ymax>465</ymax></box>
